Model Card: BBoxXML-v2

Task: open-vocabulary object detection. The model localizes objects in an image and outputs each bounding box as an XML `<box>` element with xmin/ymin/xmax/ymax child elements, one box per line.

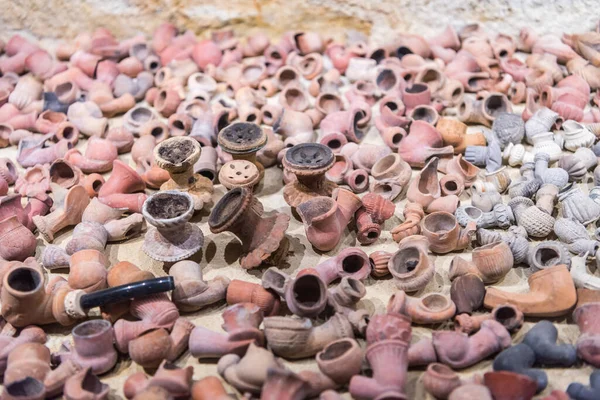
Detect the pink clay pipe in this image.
<box><xmin>309</xmin><ymin>247</ymin><xmax>371</xmax><ymax>285</ymax></box>
<box><xmin>97</xmin><ymin>159</ymin><xmax>148</xmax><ymax>213</ymax></box>
<box><xmin>297</xmin><ymin>189</ymin><xmax>362</xmax><ymax>252</ymax></box>
<box><xmin>128</xmin><ymin>317</ymin><xmax>194</xmax><ymax>368</ymax></box>
<box><xmin>0</xmin><ymin>324</ymin><xmax>47</xmax><ymax>376</ymax></box>
<box><xmin>53</xmin><ymin>319</ymin><xmax>117</xmax><ymax>375</ymax></box>
<box><xmin>349</xmin><ymin>312</ymin><xmax>412</xmax><ymax>399</ymax></box>
<box><xmin>189</xmin><ymin>302</ymin><xmax>264</xmax><ymax>359</ymax></box>
<box><xmin>169</xmin><ymin>260</ymin><xmax>230</xmax><ymax>312</ymax></box>
<box><xmin>262</xmin><ymin>267</ymin><xmax>328</xmax><ymax>318</ymax></box>
<box><xmin>124</xmin><ymin>360</ymin><xmax>193</xmax><ymax>399</ymax></box>
<box><xmin>408</xmin><ymin>320</ymin><xmax>512</xmax><ymax>369</ymax></box>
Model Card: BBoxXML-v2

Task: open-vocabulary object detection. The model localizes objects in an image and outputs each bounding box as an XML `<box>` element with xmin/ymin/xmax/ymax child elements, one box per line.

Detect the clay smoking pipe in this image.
<box><xmin>282</xmin><ymin>143</ymin><xmax>337</xmax><ymax>209</ymax></box>
<box><xmin>189</xmin><ymin>302</ymin><xmax>264</xmax><ymax>359</ymax></box>
<box><xmin>208</xmin><ymin>186</ymin><xmax>290</xmax><ymax>269</ymax></box>
<box><xmin>153</xmin><ymin>136</ymin><xmax>213</xmax><ymax>211</ymax></box>
<box><xmin>297</xmin><ymin>188</ymin><xmax>362</xmax><ymax>252</ymax></box>
<box><xmin>262</xmin><ymin>267</ymin><xmax>328</xmax><ymax>318</ymax></box>
<box><xmin>566</xmin><ymin>370</ymin><xmax>600</xmax><ymax>400</ymax></box>
<box><xmin>142</xmin><ymin>190</ymin><xmax>204</xmax><ymax>262</ymax></box>
<box><xmin>169</xmin><ymin>260</ymin><xmax>230</xmax><ymax>312</ymax></box>
<box><xmin>52</xmin><ymin>319</ymin><xmax>117</xmax><ymax>375</ymax></box>
<box><xmin>388</xmin><ymin>235</ymin><xmax>435</xmax><ymax>293</ymax></box>
<box><xmin>421</xmin><ymin>211</ymin><xmax>476</xmax><ymax>254</ymax></box>
<box><xmin>33</xmin><ymin>185</ymin><xmax>90</xmax><ymax>242</ymax></box>
<box><xmin>484</xmin><ymin>264</ymin><xmax>577</xmax><ymax>317</ymax></box>
<box><xmin>263</xmin><ymin>313</ymin><xmax>354</xmax><ymax>359</ymax></box>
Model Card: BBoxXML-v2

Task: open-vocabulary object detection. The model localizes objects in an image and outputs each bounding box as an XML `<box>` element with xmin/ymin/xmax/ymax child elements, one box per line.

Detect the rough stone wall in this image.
<box><xmin>2</xmin><ymin>0</ymin><xmax>599</xmax><ymax>42</ymax></box>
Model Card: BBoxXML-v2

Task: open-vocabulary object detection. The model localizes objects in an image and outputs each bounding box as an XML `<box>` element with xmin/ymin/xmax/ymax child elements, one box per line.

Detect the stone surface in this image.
<box><xmin>3</xmin><ymin>0</ymin><xmax>599</xmax><ymax>43</ymax></box>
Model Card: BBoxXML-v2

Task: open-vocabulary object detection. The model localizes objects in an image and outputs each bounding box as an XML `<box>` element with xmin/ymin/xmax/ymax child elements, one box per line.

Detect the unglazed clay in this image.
<box><xmin>297</xmin><ymin>189</ymin><xmax>361</xmax><ymax>252</ymax></box>
<box><xmin>154</xmin><ymin>136</ymin><xmax>213</xmax><ymax>211</ymax></box>
<box><xmin>388</xmin><ymin>235</ymin><xmax>435</xmax><ymax>292</ymax></box>
<box><xmin>209</xmin><ymin>187</ymin><xmax>289</xmax><ymax>269</ymax></box>
<box><xmin>142</xmin><ymin>191</ymin><xmax>204</xmax><ymax>262</ymax></box>
<box><xmin>421</xmin><ymin>211</ymin><xmax>476</xmax><ymax>254</ymax></box>
<box><xmin>282</xmin><ymin>143</ymin><xmax>337</xmax><ymax>208</ymax></box>
<box><xmin>484</xmin><ymin>265</ymin><xmax>577</xmax><ymax>317</ymax></box>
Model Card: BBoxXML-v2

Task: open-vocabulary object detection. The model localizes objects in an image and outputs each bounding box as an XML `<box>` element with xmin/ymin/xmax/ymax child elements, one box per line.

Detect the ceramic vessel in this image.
<box><xmin>226</xmin><ymin>279</ymin><xmax>280</xmax><ymax>316</ymax></box>
<box><xmin>154</xmin><ymin>136</ymin><xmax>213</xmax><ymax>211</ymax></box>
<box><xmin>355</xmin><ymin>193</ymin><xmax>395</xmax><ymax>244</ymax></box>
<box><xmin>431</xmin><ymin>320</ymin><xmax>512</xmax><ymax>369</ymax></box>
<box><xmin>217</xmin><ymin>343</ymin><xmax>283</xmax><ymax>394</ymax></box>
<box><xmin>297</xmin><ymin>189</ymin><xmax>361</xmax><ymax>252</ymax></box>
<box><xmin>370</xmin><ymin>153</ymin><xmax>411</xmax><ymax>201</ymax></box>
<box><xmin>388</xmin><ymin>235</ymin><xmax>435</xmax><ymax>292</ymax></box>
<box><xmin>559</xmin><ymin>185</ymin><xmax>600</xmax><ymax>225</ymax></box>
<box><xmin>484</xmin><ymin>265</ymin><xmax>577</xmax><ymax>317</ymax></box>
<box><xmin>492</xmin><ymin>112</ymin><xmax>525</xmax><ymax>149</ymax></box>
<box><xmin>573</xmin><ymin>302</ymin><xmax>600</xmax><ymax>367</ymax></box>
<box><xmin>555</xmin><ymin>218</ymin><xmax>599</xmax><ymax>256</ymax></box>
<box><xmin>450</xmin><ymin>273</ymin><xmax>486</xmax><ymax>314</ymax></box>
<box><xmin>170</xmin><ymin>260</ymin><xmax>230</xmax><ymax>312</ymax></box>
<box><xmin>209</xmin><ymin>187</ymin><xmax>290</xmax><ymax>269</ymax></box>
<box><xmin>349</xmin><ymin>312</ymin><xmax>411</xmax><ymax>399</ymax></box>
<box><xmin>528</xmin><ymin>241</ymin><xmax>572</xmax><ymax>271</ymax></box>
<box><xmin>263</xmin><ymin>313</ymin><xmax>354</xmax><ymax>359</ymax></box>
<box><xmin>421</xmin><ymin>211</ymin><xmax>476</xmax><ymax>254</ymax></box>
<box><xmin>142</xmin><ymin>191</ymin><xmax>203</xmax><ymax>262</ymax></box>
<box><xmin>0</xmin><ymin>216</ymin><xmax>37</xmax><ymax>262</ymax></box>
<box><xmin>391</xmin><ymin>203</ymin><xmax>425</xmax><ymax>243</ymax></box>
<box><xmin>54</xmin><ymin>319</ymin><xmax>117</xmax><ymax>375</ymax></box>
<box><xmin>406</xmin><ymin>157</ymin><xmax>441</xmax><ymax>208</ymax></box>
<box><xmin>388</xmin><ymin>291</ymin><xmax>456</xmax><ymax>324</ymax></box>
<box><xmin>282</xmin><ymin>143</ymin><xmax>337</xmax><ymax>208</ymax></box>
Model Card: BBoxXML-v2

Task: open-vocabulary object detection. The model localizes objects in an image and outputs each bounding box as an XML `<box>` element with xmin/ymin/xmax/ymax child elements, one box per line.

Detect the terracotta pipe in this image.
<box><xmin>310</xmin><ymin>247</ymin><xmax>371</xmax><ymax>284</ymax></box>
<box><xmin>355</xmin><ymin>193</ymin><xmax>395</xmax><ymax>244</ymax></box>
<box><xmin>410</xmin><ymin>320</ymin><xmax>511</xmax><ymax>369</ymax></box>
<box><xmin>387</xmin><ymin>291</ymin><xmax>456</xmax><ymax>324</ymax></box>
<box><xmin>454</xmin><ymin>304</ymin><xmax>524</xmax><ymax>334</ymax></box>
<box><xmin>189</xmin><ymin>303</ymin><xmax>264</xmax><ymax>359</ymax></box>
<box><xmin>388</xmin><ymin>235</ymin><xmax>435</xmax><ymax>293</ymax></box>
<box><xmin>129</xmin><ymin>318</ymin><xmax>194</xmax><ymax>368</ymax></box>
<box><xmin>484</xmin><ymin>265</ymin><xmax>577</xmax><ymax>317</ymax></box>
<box><xmin>262</xmin><ymin>267</ymin><xmax>328</xmax><ymax>318</ymax></box>
<box><xmin>124</xmin><ymin>361</ymin><xmax>193</xmax><ymax>399</ymax></box>
<box><xmin>17</xmin><ymin>134</ymin><xmax>71</xmax><ymax>168</ymax></box>
<box><xmin>574</xmin><ymin>301</ymin><xmax>600</xmax><ymax>367</ymax></box>
<box><xmin>263</xmin><ymin>313</ymin><xmax>354</xmax><ymax>359</ymax></box>
<box><xmin>297</xmin><ymin>189</ymin><xmax>362</xmax><ymax>251</ymax></box>
<box><xmin>217</xmin><ymin>343</ymin><xmax>284</xmax><ymax>394</ymax></box>
<box><xmin>3</xmin><ymin>377</ymin><xmax>46</xmax><ymax>400</ymax></box>
<box><xmin>0</xmin><ymin>325</ymin><xmax>47</xmax><ymax>376</ymax></box>
<box><xmin>98</xmin><ymin>160</ymin><xmax>148</xmax><ymax>213</ymax></box>
<box><xmin>63</xmin><ymin>367</ymin><xmax>109</xmax><ymax>400</ymax></box>
<box><xmin>169</xmin><ymin>260</ymin><xmax>229</xmax><ymax>312</ymax></box>
<box><xmin>33</xmin><ymin>185</ymin><xmax>90</xmax><ymax>242</ymax></box>
<box><xmin>64</xmin><ymin>137</ymin><xmax>118</xmax><ymax>174</ymax></box>
<box><xmin>226</xmin><ymin>280</ymin><xmax>280</xmax><ymax>316</ymax></box>
<box><xmin>4</xmin><ymin>342</ymin><xmax>51</xmax><ymax>384</ymax></box>
<box><xmin>349</xmin><ymin>312</ymin><xmax>411</xmax><ymax>399</ymax></box>
<box><xmin>1</xmin><ymin>265</ymin><xmax>74</xmax><ymax>327</ymax></box>
<box><xmin>52</xmin><ymin>319</ymin><xmax>117</xmax><ymax>375</ymax></box>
